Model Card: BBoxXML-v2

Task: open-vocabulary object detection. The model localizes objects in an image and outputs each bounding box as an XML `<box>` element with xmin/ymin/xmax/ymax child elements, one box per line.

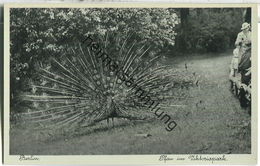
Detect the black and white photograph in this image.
<box><xmin>3</xmin><ymin>3</ymin><xmax>258</xmax><ymax>165</ymax></box>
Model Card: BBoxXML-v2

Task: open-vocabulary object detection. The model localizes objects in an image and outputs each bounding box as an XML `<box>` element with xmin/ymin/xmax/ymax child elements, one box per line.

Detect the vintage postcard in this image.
<box><xmin>3</xmin><ymin>3</ymin><xmax>258</xmax><ymax>165</ymax></box>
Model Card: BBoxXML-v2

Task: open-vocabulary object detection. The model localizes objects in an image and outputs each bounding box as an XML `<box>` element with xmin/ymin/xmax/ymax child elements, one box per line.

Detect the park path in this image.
<box><xmin>170</xmin><ymin>52</ymin><xmax>251</xmax><ymax>154</ymax></box>
<box><xmin>10</xmin><ymin>52</ymin><xmax>251</xmax><ymax>155</ymax></box>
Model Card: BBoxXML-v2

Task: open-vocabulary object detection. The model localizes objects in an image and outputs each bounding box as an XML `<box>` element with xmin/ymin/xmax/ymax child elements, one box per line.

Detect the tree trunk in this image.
<box><xmin>177</xmin><ymin>8</ymin><xmax>190</xmax><ymax>52</ymax></box>
<box><xmin>244</xmin><ymin>8</ymin><xmax>251</xmax><ymax>23</ymax></box>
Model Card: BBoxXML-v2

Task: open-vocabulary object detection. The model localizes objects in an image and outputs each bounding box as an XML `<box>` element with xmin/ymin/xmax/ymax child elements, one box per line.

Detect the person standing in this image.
<box><xmin>235</xmin><ymin>22</ymin><xmax>251</xmax><ymax>62</ymax></box>
<box><xmin>230</xmin><ymin>23</ymin><xmax>251</xmax><ymax>78</ymax></box>
<box><xmin>232</xmin><ymin>22</ymin><xmax>252</xmax><ymax>108</ymax></box>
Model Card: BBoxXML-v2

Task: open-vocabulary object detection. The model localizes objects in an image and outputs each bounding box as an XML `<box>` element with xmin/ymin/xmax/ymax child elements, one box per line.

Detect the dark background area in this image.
<box><xmin>172</xmin><ymin>8</ymin><xmax>251</xmax><ymax>53</ymax></box>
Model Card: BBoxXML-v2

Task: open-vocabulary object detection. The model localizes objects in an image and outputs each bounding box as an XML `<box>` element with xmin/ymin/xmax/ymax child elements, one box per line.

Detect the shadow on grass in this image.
<box><xmin>11</xmin><ymin>117</ymin><xmax>157</xmax><ymax>144</ymax></box>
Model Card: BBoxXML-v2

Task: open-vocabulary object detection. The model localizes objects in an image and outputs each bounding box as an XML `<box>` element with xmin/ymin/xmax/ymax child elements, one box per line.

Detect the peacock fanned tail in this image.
<box><xmin>19</xmin><ymin>32</ymin><xmax>178</xmax><ymax>129</ymax></box>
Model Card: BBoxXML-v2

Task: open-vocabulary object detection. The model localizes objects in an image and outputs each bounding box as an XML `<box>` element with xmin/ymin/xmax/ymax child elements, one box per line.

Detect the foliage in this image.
<box><xmin>174</xmin><ymin>8</ymin><xmax>245</xmax><ymax>53</ymax></box>
<box><xmin>10</xmin><ymin>8</ymin><xmax>179</xmax><ymax>107</ymax></box>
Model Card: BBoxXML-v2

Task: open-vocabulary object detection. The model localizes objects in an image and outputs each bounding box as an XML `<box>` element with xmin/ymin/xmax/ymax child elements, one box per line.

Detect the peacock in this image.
<box><xmin>19</xmin><ymin>32</ymin><xmax>192</xmax><ymax>130</ymax></box>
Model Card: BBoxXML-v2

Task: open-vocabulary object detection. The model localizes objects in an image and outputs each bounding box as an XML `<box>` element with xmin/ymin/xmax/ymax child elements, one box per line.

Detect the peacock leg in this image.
<box><xmin>112</xmin><ymin>117</ymin><xmax>114</xmax><ymax>127</ymax></box>
<box><xmin>106</xmin><ymin>118</ymin><xmax>109</xmax><ymax>127</ymax></box>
